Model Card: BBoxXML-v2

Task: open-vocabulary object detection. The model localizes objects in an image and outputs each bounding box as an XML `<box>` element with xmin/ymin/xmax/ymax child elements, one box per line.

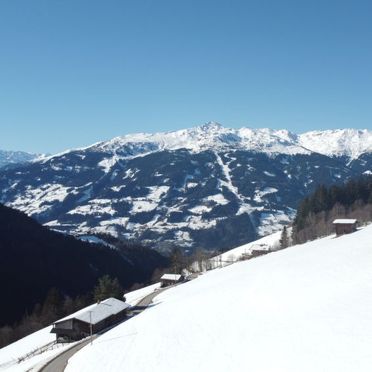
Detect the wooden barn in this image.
<box><xmin>333</xmin><ymin>219</ymin><xmax>357</xmax><ymax>237</ymax></box>
<box><xmin>51</xmin><ymin>297</ymin><xmax>130</xmax><ymax>342</ymax></box>
<box><xmin>160</xmin><ymin>274</ymin><xmax>184</xmax><ymax>287</ymax></box>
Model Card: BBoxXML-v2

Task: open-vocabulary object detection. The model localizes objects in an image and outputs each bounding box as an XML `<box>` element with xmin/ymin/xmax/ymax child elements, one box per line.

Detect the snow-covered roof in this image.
<box><xmin>161</xmin><ymin>274</ymin><xmax>182</xmax><ymax>281</ymax></box>
<box><xmin>66</xmin><ymin>298</ymin><xmax>130</xmax><ymax>325</ymax></box>
<box><xmin>333</xmin><ymin>219</ymin><xmax>357</xmax><ymax>224</ymax></box>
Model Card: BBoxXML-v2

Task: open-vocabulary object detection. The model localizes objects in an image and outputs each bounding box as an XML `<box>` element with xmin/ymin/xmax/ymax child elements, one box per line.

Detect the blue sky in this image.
<box><xmin>1</xmin><ymin>0</ymin><xmax>372</xmax><ymax>153</ymax></box>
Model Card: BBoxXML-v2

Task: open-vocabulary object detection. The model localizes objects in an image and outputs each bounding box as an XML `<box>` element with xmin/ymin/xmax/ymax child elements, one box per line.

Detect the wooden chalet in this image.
<box><xmin>333</xmin><ymin>219</ymin><xmax>357</xmax><ymax>237</ymax></box>
<box><xmin>160</xmin><ymin>273</ymin><xmax>184</xmax><ymax>287</ymax></box>
<box><xmin>51</xmin><ymin>297</ymin><xmax>130</xmax><ymax>342</ymax></box>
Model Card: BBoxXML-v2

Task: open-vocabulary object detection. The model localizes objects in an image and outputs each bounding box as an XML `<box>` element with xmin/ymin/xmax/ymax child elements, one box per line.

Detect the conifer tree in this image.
<box><xmin>279</xmin><ymin>226</ymin><xmax>289</xmax><ymax>249</ymax></box>
<box><xmin>93</xmin><ymin>275</ymin><xmax>123</xmax><ymax>302</ymax></box>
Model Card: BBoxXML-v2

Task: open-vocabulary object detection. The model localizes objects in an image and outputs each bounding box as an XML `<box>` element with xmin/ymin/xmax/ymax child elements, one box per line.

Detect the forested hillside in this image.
<box><xmin>293</xmin><ymin>176</ymin><xmax>372</xmax><ymax>243</ymax></box>
<box><xmin>0</xmin><ymin>204</ymin><xmax>168</xmax><ymax>345</ymax></box>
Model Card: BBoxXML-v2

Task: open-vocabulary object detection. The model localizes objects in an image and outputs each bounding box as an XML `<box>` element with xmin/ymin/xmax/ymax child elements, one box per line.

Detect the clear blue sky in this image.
<box><xmin>1</xmin><ymin>0</ymin><xmax>372</xmax><ymax>153</ymax></box>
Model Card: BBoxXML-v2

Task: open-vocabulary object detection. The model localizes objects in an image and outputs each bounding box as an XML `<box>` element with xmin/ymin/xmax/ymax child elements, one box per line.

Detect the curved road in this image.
<box><xmin>40</xmin><ymin>288</ymin><xmax>167</xmax><ymax>372</ymax></box>
<box><xmin>40</xmin><ymin>337</ymin><xmax>97</xmax><ymax>372</ymax></box>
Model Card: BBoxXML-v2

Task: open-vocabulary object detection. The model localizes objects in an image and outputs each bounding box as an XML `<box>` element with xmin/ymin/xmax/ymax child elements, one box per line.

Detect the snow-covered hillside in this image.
<box><xmin>65</xmin><ymin>225</ymin><xmax>372</xmax><ymax>372</ymax></box>
<box><xmin>210</xmin><ymin>230</ymin><xmax>282</xmax><ymax>267</ymax></box>
<box><xmin>299</xmin><ymin>129</ymin><xmax>372</xmax><ymax>159</ymax></box>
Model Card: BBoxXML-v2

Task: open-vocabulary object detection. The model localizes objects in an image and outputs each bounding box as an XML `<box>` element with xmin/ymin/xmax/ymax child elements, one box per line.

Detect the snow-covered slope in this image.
<box><xmin>299</xmin><ymin>129</ymin><xmax>372</xmax><ymax>158</ymax></box>
<box><xmin>65</xmin><ymin>225</ymin><xmax>372</xmax><ymax>372</ymax></box>
<box><xmin>212</xmin><ymin>230</ymin><xmax>282</xmax><ymax>265</ymax></box>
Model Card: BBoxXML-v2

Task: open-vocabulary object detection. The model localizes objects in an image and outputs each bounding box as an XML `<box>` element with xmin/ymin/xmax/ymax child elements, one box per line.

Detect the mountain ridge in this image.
<box><xmin>37</xmin><ymin>123</ymin><xmax>372</xmax><ymax>167</ymax></box>
<box><xmin>0</xmin><ymin>149</ymin><xmax>40</xmax><ymax>168</ymax></box>
<box><xmin>1</xmin><ymin>123</ymin><xmax>372</xmax><ymax>251</ymax></box>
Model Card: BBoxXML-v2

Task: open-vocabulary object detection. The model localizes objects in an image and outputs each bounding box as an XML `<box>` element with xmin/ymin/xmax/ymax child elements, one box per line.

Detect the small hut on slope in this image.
<box><xmin>51</xmin><ymin>297</ymin><xmax>130</xmax><ymax>342</ymax></box>
<box><xmin>333</xmin><ymin>219</ymin><xmax>357</xmax><ymax>237</ymax></box>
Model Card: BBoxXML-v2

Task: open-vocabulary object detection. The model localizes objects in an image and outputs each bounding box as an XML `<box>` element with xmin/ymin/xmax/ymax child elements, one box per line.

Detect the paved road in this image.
<box><xmin>41</xmin><ymin>336</ymin><xmax>96</xmax><ymax>372</ymax></box>
<box><xmin>131</xmin><ymin>287</ymin><xmax>167</xmax><ymax>313</ymax></box>
<box><xmin>40</xmin><ymin>288</ymin><xmax>166</xmax><ymax>372</ymax></box>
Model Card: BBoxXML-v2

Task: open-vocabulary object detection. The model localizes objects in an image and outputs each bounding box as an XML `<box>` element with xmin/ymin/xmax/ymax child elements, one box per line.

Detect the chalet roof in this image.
<box><xmin>64</xmin><ymin>298</ymin><xmax>130</xmax><ymax>325</ymax></box>
<box><xmin>333</xmin><ymin>219</ymin><xmax>357</xmax><ymax>224</ymax></box>
<box><xmin>161</xmin><ymin>274</ymin><xmax>182</xmax><ymax>281</ymax></box>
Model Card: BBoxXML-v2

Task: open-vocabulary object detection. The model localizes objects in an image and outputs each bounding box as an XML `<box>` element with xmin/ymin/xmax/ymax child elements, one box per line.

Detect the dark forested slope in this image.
<box><xmin>0</xmin><ymin>204</ymin><xmax>167</xmax><ymax>327</ymax></box>
<box><xmin>293</xmin><ymin>176</ymin><xmax>372</xmax><ymax>243</ymax></box>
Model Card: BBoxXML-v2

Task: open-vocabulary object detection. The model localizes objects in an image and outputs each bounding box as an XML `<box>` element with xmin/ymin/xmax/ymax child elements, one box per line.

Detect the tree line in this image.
<box><xmin>292</xmin><ymin>176</ymin><xmax>372</xmax><ymax>243</ymax></box>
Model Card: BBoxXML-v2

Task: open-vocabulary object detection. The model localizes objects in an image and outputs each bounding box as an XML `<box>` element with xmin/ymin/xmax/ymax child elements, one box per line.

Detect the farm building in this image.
<box><xmin>333</xmin><ymin>219</ymin><xmax>357</xmax><ymax>237</ymax></box>
<box><xmin>51</xmin><ymin>298</ymin><xmax>130</xmax><ymax>342</ymax></box>
<box><xmin>160</xmin><ymin>274</ymin><xmax>184</xmax><ymax>287</ymax></box>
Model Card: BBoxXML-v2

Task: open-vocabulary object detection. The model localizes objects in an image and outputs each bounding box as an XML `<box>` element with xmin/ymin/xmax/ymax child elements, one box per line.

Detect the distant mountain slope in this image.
<box><xmin>65</xmin><ymin>224</ymin><xmax>372</xmax><ymax>372</ymax></box>
<box><xmin>299</xmin><ymin>129</ymin><xmax>372</xmax><ymax>158</ymax></box>
<box><xmin>0</xmin><ymin>204</ymin><xmax>167</xmax><ymax>326</ymax></box>
<box><xmin>1</xmin><ymin>123</ymin><xmax>372</xmax><ymax>251</ymax></box>
<box><xmin>0</xmin><ymin>149</ymin><xmax>39</xmax><ymax>168</ymax></box>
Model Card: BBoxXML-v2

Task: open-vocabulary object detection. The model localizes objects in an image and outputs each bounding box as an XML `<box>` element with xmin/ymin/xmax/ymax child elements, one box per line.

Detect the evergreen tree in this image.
<box><xmin>170</xmin><ymin>247</ymin><xmax>184</xmax><ymax>274</ymax></box>
<box><xmin>93</xmin><ymin>275</ymin><xmax>123</xmax><ymax>302</ymax></box>
<box><xmin>40</xmin><ymin>288</ymin><xmax>63</xmax><ymax>324</ymax></box>
<box><xmin>279</xmin><ymin>226</ymin><xmax>289</xmax><ymax>249</ymax></box>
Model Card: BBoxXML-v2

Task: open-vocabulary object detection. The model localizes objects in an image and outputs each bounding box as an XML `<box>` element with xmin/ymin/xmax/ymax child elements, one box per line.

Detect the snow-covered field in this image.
<box><xmin>65</xmin><ymin>225</ymin><xmax>372</xmax><ymax>372</ymax></box>
<box><xmin>209</xmin><ymin>230</ymin><xmax>282</xmax><ymax>268</ymax></box>
<box><xmin>124</xmin><ymin>283</ymin><xmax>161</xmax><ymax>306</ymax></box>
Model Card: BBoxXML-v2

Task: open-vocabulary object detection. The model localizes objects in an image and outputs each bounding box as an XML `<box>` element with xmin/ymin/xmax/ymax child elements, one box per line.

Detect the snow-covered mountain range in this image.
<box><xmin>0</xmin><ymin>149</ymin><xmax>39</xmax><ymax>168</ymax></box>
<box><xmin>0</xmin><ymin>123</ymin><xmax>371</xmax><ymax>251</ymax></box>
<box><xmin>52</xmin><ymin>122</ymin><xmax>372</xmax><ymax>160</ymax></box>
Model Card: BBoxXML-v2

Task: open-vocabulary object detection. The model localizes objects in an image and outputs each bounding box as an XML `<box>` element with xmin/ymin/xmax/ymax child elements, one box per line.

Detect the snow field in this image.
<box><xmin>66</xmin><ymin>225</ymin><xmax>372</xmax><ymax>372</ymax></box>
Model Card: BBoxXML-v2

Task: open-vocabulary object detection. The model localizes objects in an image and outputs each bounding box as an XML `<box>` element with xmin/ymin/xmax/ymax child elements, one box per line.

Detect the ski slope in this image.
<box><xmin>66</xmin><ymin>225</ymin><xmax>372</xmax><ymax>372</ymax></box>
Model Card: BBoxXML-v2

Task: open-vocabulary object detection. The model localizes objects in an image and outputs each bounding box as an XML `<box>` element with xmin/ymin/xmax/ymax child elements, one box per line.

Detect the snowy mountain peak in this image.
<box><xmin>84</xmin><ymin>124</ymin><xmax>372</xmax><ymax>161</ymax></box>
<box><xmin>199</xmin><ymin>121</ymin><xmax>224</xmax><ymax>131</ymax></box>
<box><xmin>41</xmin><ymin>123</ymin><xmax>372</xmax><ymax>164</ymax></box>
<box><xmin>0</xmin><ymin>149</ymin><xmax>40</xmax><ymax>168</ymax></box>
<box><xmin>88</xmin><ymin>123</ymin><xmax>311</xmax><ymax>159</ymax></box>
<box><xmin>299</xmin><ymin>128</ymin><xmax>372</xmax><ymax>158</ymax></box>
